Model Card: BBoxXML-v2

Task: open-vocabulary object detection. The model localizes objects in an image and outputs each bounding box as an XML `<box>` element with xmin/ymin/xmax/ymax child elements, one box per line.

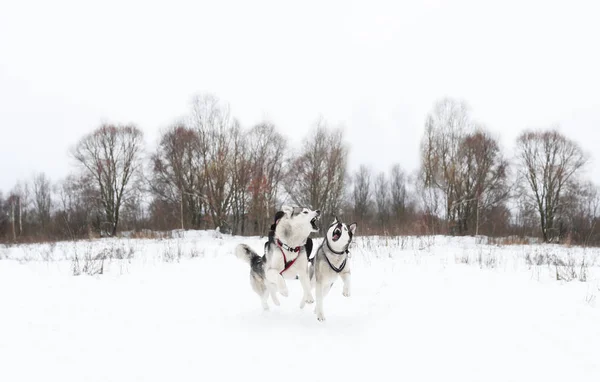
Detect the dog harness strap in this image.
<box><xmin>277</xmin><ymin>241</ymin><xmax>300</xmax><ymax>275</ymax></box>
<box><xmin>324</xmin><ymin>251</ymin><xmax>347</xmax><ymax>273</ymax></box>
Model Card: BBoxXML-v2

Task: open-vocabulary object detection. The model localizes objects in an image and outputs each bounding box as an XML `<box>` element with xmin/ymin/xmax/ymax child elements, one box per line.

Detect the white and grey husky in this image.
<box><xmin>309</xmin><ymin>217</ymin><xmax>357</xmax><ymax>322</ymax></box>
<box><xmin>235</xmin><ymin>205</ymin><xmax>321</xmax><ymax>310</ymax></box>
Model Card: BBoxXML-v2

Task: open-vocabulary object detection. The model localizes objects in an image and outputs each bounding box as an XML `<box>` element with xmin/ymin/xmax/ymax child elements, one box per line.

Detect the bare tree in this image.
<box><xmin>390</xmin><ymin>164</ymin><xmax>408</xmax><ymax>224</ymax></box>
<box><xmin>32</xmin><ymin>172</ymin><xmax>52</xmax><ymax>232</ymax></box>
<box><xmin>420</xmin><ymin>98</ymin><xmax>509</xmax><ymax>235</ymax></box>
<box><xmin>516</xmin><ymin>129</ymin><xmax>588</xmax><ymax>242</ymax></box>
<box><xmin>150</xmin><ymin>124</ymin><xmax>204</xmax><ymax>230</ymax></box>
<box><xmin>0</xmin><ymin>192</ymin><xmax>8</xmax><ymax>241</ymax></box>
<box><xmin>421</xmin><ymin>98</ymin><xmax>472</xmax><ymax>228</ymax></box>
<box><xmin>559</xmin><ymin>180</ymin><xmax>600</xmax><ymax>244</ymax></box>
<box><xmin>56</xmin><ymin>173</ymin><xmax>100</xmax><ymax>239</ymax></box>
<box><xmin>117</xmin><ymin>178</ymin><xmax>147</xmax><ymax>232</ymax></box>
<box><xmin>6</xmin><ymin>194</ymin><xmax>18</xmax><ymax>241</ymax></box>
<box><xmin>190</xmin><ymin>94</ymin><xmax>236</xmax><ymax>231</ymax></box>
<box><xmin>454</xmin><ymin>129</ymin><xmax>509</xmax><ymax>235</ymax></box>
<box><xmin>230</xmin><ymin>124</ymin><xmax>252</xmax><ymax>235</ymax></box>
<box><xmin>72</xmin><ymin>124</ymin><xmax>144</xmax><ymax>236</ymax></box>
<box><xmin>246</xmin><ymin>122</ymin><xmax>287</xmax><ymax>235</ymax></box>
<box><xmin>374</xmin><ymin>171</ymin><xmax>390</xmax><ymax>232</ymax></box>
<box><xmin>352</xmin><ymin>165</ymin><xmax>372</xmax><ymax>224</ymax></box>
<box><xmin>7</xmin><ymin>181</ymin><xmax>30</xmax><ymax>239</ymax></box>
<box><xmin>285</xmin><ymin>119</ymin><xmax>348</xmax><ymax>223</ymax></box>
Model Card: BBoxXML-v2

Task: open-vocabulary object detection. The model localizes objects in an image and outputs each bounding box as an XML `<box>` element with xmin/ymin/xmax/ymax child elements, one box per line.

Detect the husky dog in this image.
<box><xmin>235</xmin><ymin>205</ymin><xmax>321</xmax><ymax>310</ymax></box>
<box><xmin>309</xmin><ymin>217</ymin><xmax>357</xmax><ymax>322</ymax></box>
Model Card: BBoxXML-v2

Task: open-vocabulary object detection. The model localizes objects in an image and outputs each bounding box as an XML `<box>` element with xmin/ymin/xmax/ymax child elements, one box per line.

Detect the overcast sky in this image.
<box><xmin>1</xmin><ymin>0</ymin><xmax>599</xmax><ymax>193</ymax></box>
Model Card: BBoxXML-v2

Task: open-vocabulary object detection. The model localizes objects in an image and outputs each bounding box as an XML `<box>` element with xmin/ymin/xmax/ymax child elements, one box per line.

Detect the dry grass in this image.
<box><xmin>486</xmin><ymin>236</ymin><xmax>539</xmax><ymax>246</ymax></box>
<box><xmin>122</xmin><ymin>229</ymin><xmax>174</xmax><ymax>240</ymax></box>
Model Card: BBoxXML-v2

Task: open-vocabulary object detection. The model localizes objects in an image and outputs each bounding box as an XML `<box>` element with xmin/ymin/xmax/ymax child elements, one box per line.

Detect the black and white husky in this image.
<box><xmin>309</xmin><ymin>217</ymin><xmax>357</xmax><ymax>322</ymax></box>
<box><xmin>235</xmin><ymin>205</ymin><xmax>321</xmax><ymax>310</ymax></box>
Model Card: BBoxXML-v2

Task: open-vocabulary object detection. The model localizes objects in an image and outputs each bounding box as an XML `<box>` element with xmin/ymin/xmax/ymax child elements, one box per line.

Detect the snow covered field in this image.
<box><xmin>1</xmin><ymin>231</ymin><xmax>599</xmax><ymax>382</ymax></box>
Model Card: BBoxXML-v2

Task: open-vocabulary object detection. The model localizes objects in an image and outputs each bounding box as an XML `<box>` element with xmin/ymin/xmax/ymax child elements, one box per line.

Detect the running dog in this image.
<box><xmin>235</xmin><ymin>205</ymin><xmax>320</xmax><ymax>310</ymax></box>
<box><xmin>309</xmin><ymin>217</ymin><xmax>357</xmax><ymax>322</ymax></box>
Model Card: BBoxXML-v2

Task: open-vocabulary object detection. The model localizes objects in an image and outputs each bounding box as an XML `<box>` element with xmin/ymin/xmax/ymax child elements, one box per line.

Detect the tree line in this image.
<box><xmin>1</xmin><ymin>95</ymin><xmax>598</xmax><ymax>245</ymax></box>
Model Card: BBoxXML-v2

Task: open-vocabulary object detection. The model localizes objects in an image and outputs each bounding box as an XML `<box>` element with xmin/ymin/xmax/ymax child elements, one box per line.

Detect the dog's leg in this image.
<box><xmin>314</xmin><ymin>281</ymin><xmax>333</xmax><ymax>314</ymax></box>
<box><xmin>251</xmin><ymin>274</ymin><xmax>270</xmax><ymax>310</ymax></box>
<box><xmin>315</xmin><ymin>281</ymin><xmax>326</xmax><ymax>322</ymax></box>
<box><xmin>260</xmin><ymin>289</ymin><xmax>270</xmax><ymax>310</ymax></box>
<box><xmin>267</xmin><ymin>282</ymin><xmax>280</xmax><ymax>306</ymax></box>
<box><xmin>323</xmin><ymin>281</ymin><xmax>333</xmax><ymax>297</ymax></box>
<box><xmin>341</xmin><ymin>272</ymin><xmax>351</xmax><ymax>297</ymax></box>
<box><xmin>298</xmin><ymin>269</ymin><xmax>314</xmax><ymax>308</ymax></box>
<box><xmin>266</xmin><ymin>268</ymin><xmax>288</xmax><ymax>297</ymax></box>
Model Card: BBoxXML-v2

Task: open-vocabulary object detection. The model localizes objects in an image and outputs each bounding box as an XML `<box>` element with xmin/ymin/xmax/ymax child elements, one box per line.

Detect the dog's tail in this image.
<box><xmin>235</xmin><ymin>244</ymin><xmax>261</xmax><ymax>265</ymax></box>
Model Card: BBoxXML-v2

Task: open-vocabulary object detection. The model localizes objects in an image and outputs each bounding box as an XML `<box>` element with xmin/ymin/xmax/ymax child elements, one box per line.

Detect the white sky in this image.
<box><xmin>1</xmin><ymin>0</ymin><xmax>599</xmax><ymax>193</ymax></box>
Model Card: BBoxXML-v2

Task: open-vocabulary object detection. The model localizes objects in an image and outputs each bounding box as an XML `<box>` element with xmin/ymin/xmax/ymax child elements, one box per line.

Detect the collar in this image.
<box><xmin>276</xmin><ymin>238</ymin><xmax>303</xmax><ymax>253</ymax></box>
<box><xmin>325</xmin><ymin>237</ymin><xmax>350</xmax><ymax>255</ymax></box>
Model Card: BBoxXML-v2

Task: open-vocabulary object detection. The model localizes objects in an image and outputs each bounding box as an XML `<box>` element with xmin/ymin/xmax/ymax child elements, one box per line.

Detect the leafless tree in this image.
<box><xmin>6</xmin><ymin>181</ymin><xmax>31</xmax><ymax>239</ymax></box>
<box><xmin>230</xmin><ymin>124</ymin><xmax>252</xmax><ymax>235</ymax></box>
<box><xmin>558</xmin><ymin>180</ymin><xmax>600</xmax><ymax>244</ymax></box>
<box><xmin>117</xmin><ymin>179</ymin><xmax>147</xmax><ymax>232</ymax></box>
<box><xmin>390</xmin><ymin>164</ymin><xmax>409</xmax><ymax>224</ymax></box>
<box><xmin>56</xmin><ymin>173</ymin><xmax>101</xmax><ymax>240</ymax></box>
<box><xmin>352</xmin><ymin>165</ymin><xmax>372</xmax><ymax>224</ymax></box>
<box><xmin>285</xmin><ymin>119</ymin><xmax>348</xmax><ymax>223</ymax></box>
<box><xmin>150</xmin><ymin>124</ymin><xmax>204</xmax><ymax>230</ymax></box>
<box><xmin>374</xmin><ymin>171</ymin><xmax>390</xmax><ymax>232</ymax></box>
<box><xmin>0</xmin><ymin>192</ymin><xmax>8</xmax><ymax>241</ymax></box>
<box><xmin>72</xmin><ymin>124</ymin><xmax>144</xmax><ymax>236</ymax></box>
<box><xmin>420</xmin><ymin>98</ymin><xmax>509</xmax><ymax>235</ymax></box>
<box><xmin>5</xmin><ymin>194</ymin><xmax>18</xmax><ymax>241</ymax></box>
<box><xmin>421</xmin><ymin>98</ymin><xmax>472</xmax><ymax>227</ymax></box>
<box><xmin>516</xmin><ymin>129</ymin><xmax>588</xmax><ymax>242</ymax></box>
<box><xmin>32</xmin><ymin>172</ymin><xmax>52</xmax><ymax>231</ymax></box>
<box><xmin>454</xmin><ymin>129</ymin><xmax>509</xmax><ymax>235</ymax></box>
<box><xmin>246</xmin><ymin>122</ymin><xmax>287</xmax><ymax>235</ymax></box>
<box><xmin>190</xmin><ymin>94</ymin><xmax>236</xmax><ymax>231</ymax></box>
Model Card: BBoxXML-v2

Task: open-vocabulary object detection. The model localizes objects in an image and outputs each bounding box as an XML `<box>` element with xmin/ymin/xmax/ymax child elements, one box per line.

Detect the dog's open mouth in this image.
<box><xmin>311</xmin><ymin>216</ymin><xmax>320</xmax><ymax>231</ymax></box>
<box><xmin>332</xmin><ymin>226</ymin><xmax>342</xmax><ymax>242</ymax></box>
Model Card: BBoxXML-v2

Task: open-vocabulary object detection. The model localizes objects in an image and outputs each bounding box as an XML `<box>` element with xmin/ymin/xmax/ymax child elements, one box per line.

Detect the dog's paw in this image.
<box><xmin>343</xmin><ymin>290</ymin><xmax>350</xmax><ymax>297</ymax></box>
<box><xmin>316</xmin><ymin>312</ymin><xmax>326</xmax><ymax>322</ymax></box>
<box><xmin>304</xmin><ymin>295</ymin><xmax>314</xmax><ymax>304</ymax></box>
<box><xmin>279</xmin><ymin>287</ymin><xmax>289</xmax><ymax>297</ymax></box>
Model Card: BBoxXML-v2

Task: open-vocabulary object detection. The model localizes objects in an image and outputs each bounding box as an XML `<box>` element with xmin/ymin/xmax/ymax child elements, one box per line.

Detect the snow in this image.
<box><xmin>1</xmin><ymin>232</ymin><xmax>599</xmax><ymax>382</ymax></box>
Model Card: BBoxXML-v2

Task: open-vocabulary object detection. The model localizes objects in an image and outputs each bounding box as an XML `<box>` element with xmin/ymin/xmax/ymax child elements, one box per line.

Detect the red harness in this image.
<box><xmin>276</xmin><ymin>239</ymin><xmax>302</xmax><ymax>275</ymax></box>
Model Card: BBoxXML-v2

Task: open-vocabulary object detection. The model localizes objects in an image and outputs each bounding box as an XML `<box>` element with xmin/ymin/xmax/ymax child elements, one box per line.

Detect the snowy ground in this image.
<box><xmin>1</xmin><ymin>231</ymin><xmax>599</xmax><ymax>382</ymax></box>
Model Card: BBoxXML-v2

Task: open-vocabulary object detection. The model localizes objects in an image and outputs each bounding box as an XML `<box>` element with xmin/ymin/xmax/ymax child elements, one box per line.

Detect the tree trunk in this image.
<box><xmin>112</xmin><ymin>208</ymin><xmax>119</xmax><ymax>237</ymax></box>
<box><xmin>11</xmin><ymin>201</ymin><xmax>16</xmax><ymax>242</ymax></box>
<box><xmin>18</xmin><ymin>196</ymin><xmax>22</xmax><ymax>237</ymax></box>
<box><xmin>180</xmin><ymin>190</ymin><xmax>185</xmax><ymax>230</ymax></box>
<box><xmin>475</xmin><ymin>196</ymin><xmax>479</xmax><ymax>236</ymax></box>
<box><xmin>540</xmin><ymin>213</ymin><xmax>548</xmax><ymax>243</ymax></box>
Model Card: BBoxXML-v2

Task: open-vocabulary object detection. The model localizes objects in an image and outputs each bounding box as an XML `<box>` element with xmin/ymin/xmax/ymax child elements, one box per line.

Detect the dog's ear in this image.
<box><xmin>331</xmin><ymin>215</ymin><xmax>339</xmax><ymax>225</ymax></box>
<box><xmin>273</xmin><ymin>210</ymin><xmax>285</xmax><ymax>225</ymax></box>
<box><xmin>349</xmin><ymin>222</ymin><xmax>357</xmax><ymax>235</ymax></box>
<box><xmin>281</xmin><ymin>205</ymin><xmax>294</xmax><ymax>217</ymax></box>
